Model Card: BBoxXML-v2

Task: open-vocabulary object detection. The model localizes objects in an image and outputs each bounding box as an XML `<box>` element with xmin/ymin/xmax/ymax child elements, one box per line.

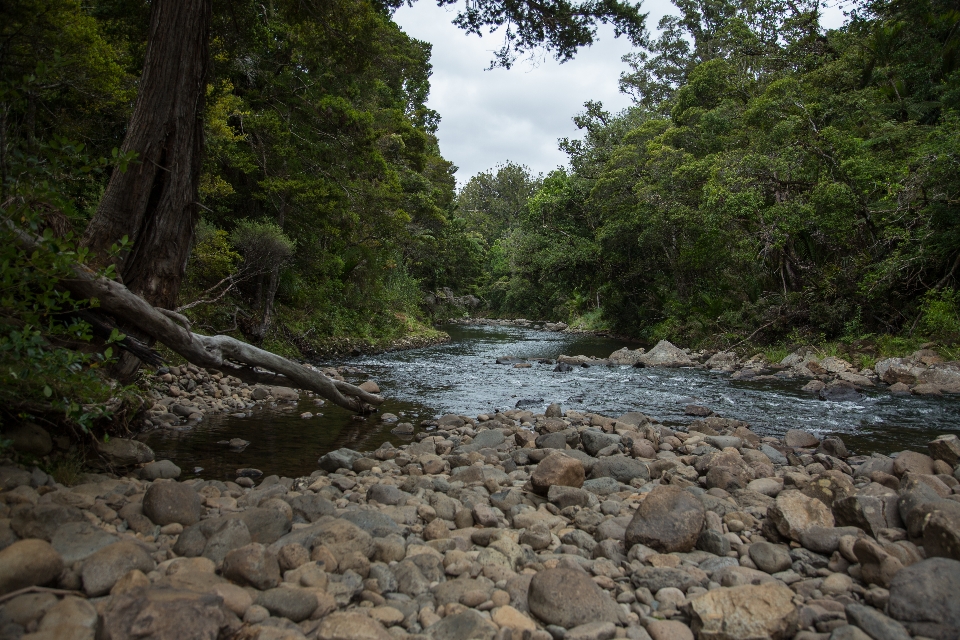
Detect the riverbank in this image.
<box><xmin>1</xmin><ymin>399</ymin><xmax>958</xmax><ymax>640</ymax></box>
<box><xmin>553</xmin><ymin>339</ymin><xmax>960</xmax><ymax>398</ymax></box>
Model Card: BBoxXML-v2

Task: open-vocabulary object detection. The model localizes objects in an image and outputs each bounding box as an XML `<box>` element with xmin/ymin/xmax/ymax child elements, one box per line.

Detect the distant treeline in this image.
<box><xmin>455</xmin><ymin>0</ymin><xmax>960</xmax><ymax>349</ymax></box>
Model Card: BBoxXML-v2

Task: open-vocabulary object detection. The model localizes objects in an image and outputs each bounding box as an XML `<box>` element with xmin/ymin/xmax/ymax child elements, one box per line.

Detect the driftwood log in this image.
<box><xmin>13</xmin><ymin>223</ymin><xmax>383</xmax><ymax>413</ymax></box>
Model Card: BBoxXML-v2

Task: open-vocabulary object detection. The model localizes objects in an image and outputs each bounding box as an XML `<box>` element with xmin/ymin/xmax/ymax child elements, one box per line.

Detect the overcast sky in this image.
<box><xmin>392</xmin><ymin>0</ymin><xmax>848</xmax><ymax>186</ymax></box>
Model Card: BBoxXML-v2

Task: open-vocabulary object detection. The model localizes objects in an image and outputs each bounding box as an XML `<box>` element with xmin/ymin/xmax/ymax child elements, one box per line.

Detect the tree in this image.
<box><xmin>50</xmin><ymin>0</ymin><xmax>645</xmax><ymax>400</ymax></box>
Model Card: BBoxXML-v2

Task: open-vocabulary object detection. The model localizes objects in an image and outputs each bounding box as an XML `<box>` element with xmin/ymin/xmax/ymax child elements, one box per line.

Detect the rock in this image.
<box><xmin>767</xmin><ymin>490</ymin><xmax>834</xmax><ymax>541</ymax></box>
<box><xmin>491</xmin><ymin>605</ymin><xmax>537</xmax><ymax>634</ymax></box>
<box><xmin>697</xmin><ymin>529</ymin><xmax>731</xmax><ymax>556</ymax></box>
<box><xmin>887</xmin><ymin>557</ymin><xmax>960</xmax><ymax>630</ymax></box>
<box><xmin>747</xmin><ymin>478</ymin><xmax>783</xmax><ymax>497</ymax></box>
<box><xmin>427</xmin><ymin>609</ymin><xmax>498</xmax><ymax>640</ymax></box>
<box><xmin>853</xmin><ymin>538</ymin><xmax>903</xmax><ymax>588</ymax></box>
<box><xmin>928</xmin><ymin>434</ymin><xmax>960</xmax><ymax>466</ymax></box>
<box><xmin>531</xmin><ymin>453</ymin><xmax>585</xmax><ymax>495</ymax></box>
<box><xmin>314</xmin><ymin>611</ymin><xmax>392</xmax><ymax>640</ymax></box>
<box><xmin>637</xmin><ymin>340</ymin><xmax>693</xmax><ymax>367</ymax></box>
<box><xmin>6</xmin><ymin>423</ymin><xmax>53</xmax><ymax>456</ymax></box>
<box><xmin>340</xmin><ymin>510</ymin><xmax>403</xmax><ymax>539</ymax></box>
<box><xmin>784</xmin><ymin>430</ymin><xmax>820</xmax><ymax>448</ymax></box>
<box><xmin>819</xmin><ymin>383</ymin><xmax>863</xmax><ymax>402</ymax></box>
<box><xmin>51</xmin><ymin>521</ymin><xmax>119</xmax><ymax>564</ymax></box>
<box><xmin>834</xmin><ymin>494</ymin><xmax>898</xmax><ymax>538</ymax></box>
<box><xmin>581</xmin><ymin>430</ymin><xmax>618</xmax><ymax>456</ymax></box>
<box><xmin>366</xmin><ymin>484</ymin><xmax>406</xmax><ymax>505</ymax></box>
<box><xmin>565</xmin><ymin>621</ymin><xmax>618</xmax><ymax>640</ymax></box>
<box><xmin>81</xmin><ymin>541</ymin><xmax>155</xmax><ymax>596</ymax></box>
<box><xmin>590</xmin><ymin>456</ymin><xmax>650</xmax><ymax>484</ymax></box>
<box><xmin>256</xmin><ymin>587</ymin><xmax>317</xmax><ymax>622</ymax></box>
<box><xmin>288</xmin><ymin>494</ymin><xmax>336</xmax><ymax>523</ymax></box>
<box><xmin>318</xmin><ymin>448</ymin><xmax>363</xmax><ymax>473</ymax></box>
<box><xmin>142</xmin><ymin>481</ymin><xmax>204</xmax><ymax>526</ymax></box>
<box><xmin>99</xmin><ymin>586</ymin><xmax>239</xmax><ymax>640</ymax></box>
<box><xmin>892</xmin><ymin>450</ymin><xmax>935</xmax><ymax>477</ymax></box>
<box><xmin>0</xmin><ymin>539</ymin><xmax>64</xmax><ymax>595</ymax></box>
<box><xmin>520</xmin><ymin>523</ymin><xmax>553</xmax><ymax>550</ymax></box>
<box><xmin>844</xmin><ymin>604</ymin><xmax>910</xmax><ymax>640</ymax></box>
<box><xmin>545</xmin><ymin>403</ymin><xmax>563</xmax><ymax>418</ymax></box>
<box><xmin>528</xmin><ymin>567</ymin><xmax>621</xmax><ymax>629</ymax></box>
<box><xmin>231</xmin><ymin>506</ymin><xmax>291</xmax><ymax>544</ymax></box>
<box><xmin>749</xmin><ymin>542</ymin><xmax>793</xmax><ymax>574</ymax></box>
<box><xmin>32</xmin><ymin>595</ymin><xmax>98</xmax><ymax>638</ymax></box>
<box><xmin>923</xmin><ymin>500</ymin><xmax>960</xmax><ymax>560</ymax></box>
<box><xmin>647</xmin><ymin>620</ymin><xmax>694</xmax><ymax>640</ymax></box>
<box><xmin>96</xmin><ymin>437</ymin><xmax>154</xmax><ymax>466</ymax></box>
<box><xmin>759</xmin><ymin>444</ymin><xmax>788</xmax><ymax>466</ymax></box>
<box><xmin>818</xmin><ymin>436</ymin><xmax>849</xmax><ymax>459</ymax></box>
<box><xmin>270</xmin><ymin>386</ymin><xmax>298</xmax><ymax>401</ymax></box>
<box><xmin>689</xmin><ymin>583</ymin><xmax>798</xmax><ymax>640</ymax></box>
<box><xmin>802</xmin><ymin>471</ymin><xmax>855</xmax><ymax>507</ymax></box>
<box><xmin>625</xmin><ymin>485</ymin><xmax>705</xmax><ymax>553</ymax></box>
<box><xmin>221</xmin><ymin>543</ymin><xmax>280</xmax><ymax>590</ymax></box>
<box><xmin>201</xmin><ymin>519</ymin><xmax>252</xmax><ymax>566</ymax></box>
<box><xmin>141</xmin><ymin>460</ymin><xmax>182</xmax><ymax>480</ymax></box>
<box><xmin>798</xmin><ymin>526</ymin><xmax>863</xmax><ymax>555</ymax></box>
<box><xmin>631</xmin><ymin>567</ymin><xmax>704</xmax><ymax>593</ymax></box>
<box><xmin>705</xmin><ymin>436</ymin><xmax>742</xmax><ymax>450</ymax></box>
<box><xmin>0</xmin><ymin>465</ymin><xmax>32</xmax><ymax>490</ymax></box>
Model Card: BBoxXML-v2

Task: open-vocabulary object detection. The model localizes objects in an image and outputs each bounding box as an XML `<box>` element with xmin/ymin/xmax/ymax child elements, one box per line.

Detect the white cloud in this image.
<box><xmin>393</xmin><ymin>1</ymin><xmax>848</xmax><ymax>186</ymax></box>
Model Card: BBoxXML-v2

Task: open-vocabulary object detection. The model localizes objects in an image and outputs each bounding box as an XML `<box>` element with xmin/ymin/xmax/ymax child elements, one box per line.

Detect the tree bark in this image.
<box><xmin>82</xmin><ymin>0</ymin><xmax>211</xmax><ymax>311</ymax></box>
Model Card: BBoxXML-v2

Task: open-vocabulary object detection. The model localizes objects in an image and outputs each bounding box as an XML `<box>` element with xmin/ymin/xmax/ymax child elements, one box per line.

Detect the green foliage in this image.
<box><xmin>475</xmin><ymin>0</ymin><xmax>960</xmax><ymax>346</ymax></box>
<box><xmin>919</xmin><ymin>288</ymin><xmax>960</xmax><ymax>344</ymax></box>
<box><xmin>189</xmin><ymin>220</ymin><xmax>240</xmax><ymax>286</ymax></box>
<box><xmin>0</xmin><ymin>136</ymin><xmax>126</xmax><ymax>430</ymax></box>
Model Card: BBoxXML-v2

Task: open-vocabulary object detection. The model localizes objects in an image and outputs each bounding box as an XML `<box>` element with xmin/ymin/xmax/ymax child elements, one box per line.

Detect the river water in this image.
<box><xmin>144</xmin><ymin>324</ymin><xmax>960</xmax><ymax>480</ymax></box>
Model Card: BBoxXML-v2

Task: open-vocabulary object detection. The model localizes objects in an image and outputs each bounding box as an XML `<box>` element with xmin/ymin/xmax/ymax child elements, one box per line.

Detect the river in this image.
<box><xmin>144</xmin><ymin>323</ymin><xmax>960</xmax><ymax>480</ymax></box>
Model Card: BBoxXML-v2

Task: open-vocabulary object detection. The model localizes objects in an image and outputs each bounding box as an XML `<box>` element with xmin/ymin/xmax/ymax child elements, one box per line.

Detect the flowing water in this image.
<box><xmin>144</xmin><ymin>323</ymin><xmax>960</xmax><ymax>480</ymax></box>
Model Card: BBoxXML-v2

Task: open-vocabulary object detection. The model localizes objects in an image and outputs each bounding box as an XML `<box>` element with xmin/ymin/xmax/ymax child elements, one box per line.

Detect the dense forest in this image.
<box><xmin>458</xmin><ymin>0</ymin><xmax>960</xmax><ymax>353</ymax></box>
<box><xmin>2</xmin><ymin>0</ymin><xmax>959</xmax><ymax>433</ymax></box>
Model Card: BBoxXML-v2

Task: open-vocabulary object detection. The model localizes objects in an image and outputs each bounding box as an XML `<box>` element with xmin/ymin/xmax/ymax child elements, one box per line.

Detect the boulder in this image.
<box><xmin>624</xmin><ymin>485</ymin><xmax>705</xmax><ymax>553</ymax></box>
<box><xmin>784</xmin><ymin>430</ymin><xmax>820</xmax><ymax>449</ymax></box>
<box><xmin>81</xmin><ymin>541</ymin><xmax>155</xmax><ymax>596</ymax></box>
<box><xmin>318</xmin><ymin>448</ymin><xmax>364</xmax><ymax>473</ymax></box>
<box><xmin>689</xmin><ymin>583</ymin><xmax>798</xmax><ymax>640</ymax></box>
<box><xmin>11</xmin><ymin>503</ymin><xmax>85</xmax><ymax>541</ymax></box>
<box><xmin>426</xmin><ymin>609</ymin><xmax>498</xmax><ymax>640</ymax></box>
<box><xmin>887</xmin><ymin>557</ymin><xmax>960</xmax><ymax>631</ymax></box>
<box><xmin>142</xmin><ymin>481</ymin><xmax>204</xmax><ymax>526</ymax></box>
<box><xmin>0</xmin><ymin>539</ymin><xmax>64</xmax><ymax>595</ymax></box>
<box><xmin>51</xmin><ymin>521</ymin><xmax>119</xmax><ymax>565</ymax></box>
<box><xmin>922</xmin><ymin>501</ymin><xmax>960</xmax><ymax>561</ymax></box>
<box><xmin>221</xmin><ymin>543</ymin><xmax>280</xmax><ymax>590</ymax></box>
<box><xmin>96</xmin><ymin>437</ymin><xmax>154</xmax><ymax>466</ymax></box>
<box><xmin>844</xmin><ymin>604</ymin><xmax>910</xmax><ymax>640</ymax></box>
<box><xmin>527</xmin><ymin>567</ymin><xmax>622</xmax><ymax>629</ymax></box>
<box><xmin>5</xmin><ymin>423</ymin><xmax>53</xmax><ymax>456</ymax></box>
<box><xmin>892</xmin><ymin>450</ymin><xmax>935</xmax><ymax>477</ymax></box>
<box><xmin>531</xmin><ymin>453</ymin><xmax>585</xmax><ymax>495</ymax></box>
<box><xmin>928</xmin><ymin>434</ymin><xmax>960</xmax><ymax>466</ymax></box>
<box><xmin>99</xmin><ymin>586</ymin><xmax>239</xmax><ymax>640</ymax></box>
<box><xmin>590</xmin><ymin>457</ymin><xmax>650</xmax><ymax>484</ymax></box>
<box><xmin>141</xmin><ymin>460</ymin><xmax>182</xmax><ymax>480</ymax></box>
<box><xmin>767</xmin><ymin>490</ymin><xmax>834</xmax><ymax>541</ymax></box>
<box><xmin>636</xmin><ymin>340</ymin><xmax>693</xmax><ymax>367</ymax></box>
<box><xmin>314</xmin><ymin>611</ymin><xmax>392</xmax><ymax>640</ymax></box>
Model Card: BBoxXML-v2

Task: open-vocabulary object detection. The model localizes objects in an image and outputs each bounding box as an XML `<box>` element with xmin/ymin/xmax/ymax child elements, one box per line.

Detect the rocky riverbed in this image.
<box><xmin>554</xmin><ymin>339</ymin><xmax>960</xmax><ymax>399</ymax></box>
<box><xmin>2</xmin><ymin>400</ymin><xmax>959</xmax><ymax>640</ymax></box>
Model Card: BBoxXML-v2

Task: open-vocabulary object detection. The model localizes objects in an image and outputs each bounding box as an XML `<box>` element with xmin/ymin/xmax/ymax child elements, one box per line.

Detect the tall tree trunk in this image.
<box><xmin>82</xmin><ymin>0</ymin><xmax>211</xmax><ymax>311</ymax></box>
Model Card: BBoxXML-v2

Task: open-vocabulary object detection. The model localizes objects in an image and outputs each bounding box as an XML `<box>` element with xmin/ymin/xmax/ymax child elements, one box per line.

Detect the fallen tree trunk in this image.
<box><xmin>13</xmin><ymin>223</ymin><xmax>383</xmax><ymax>413</ymax></box>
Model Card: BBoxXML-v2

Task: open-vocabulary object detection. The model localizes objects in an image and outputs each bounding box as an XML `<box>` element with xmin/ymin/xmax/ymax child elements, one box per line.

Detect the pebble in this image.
<box><xmin>1</xmin><ymin>377</ymin><xmax>958</xmax><ymax>640</ymax></box>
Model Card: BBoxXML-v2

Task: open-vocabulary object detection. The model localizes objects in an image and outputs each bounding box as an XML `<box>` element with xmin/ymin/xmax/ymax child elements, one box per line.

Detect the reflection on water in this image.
<box><xmin>144</xmin><ymin>324</ymin><xmax>960</xmax><ymax>480</ymax></box>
